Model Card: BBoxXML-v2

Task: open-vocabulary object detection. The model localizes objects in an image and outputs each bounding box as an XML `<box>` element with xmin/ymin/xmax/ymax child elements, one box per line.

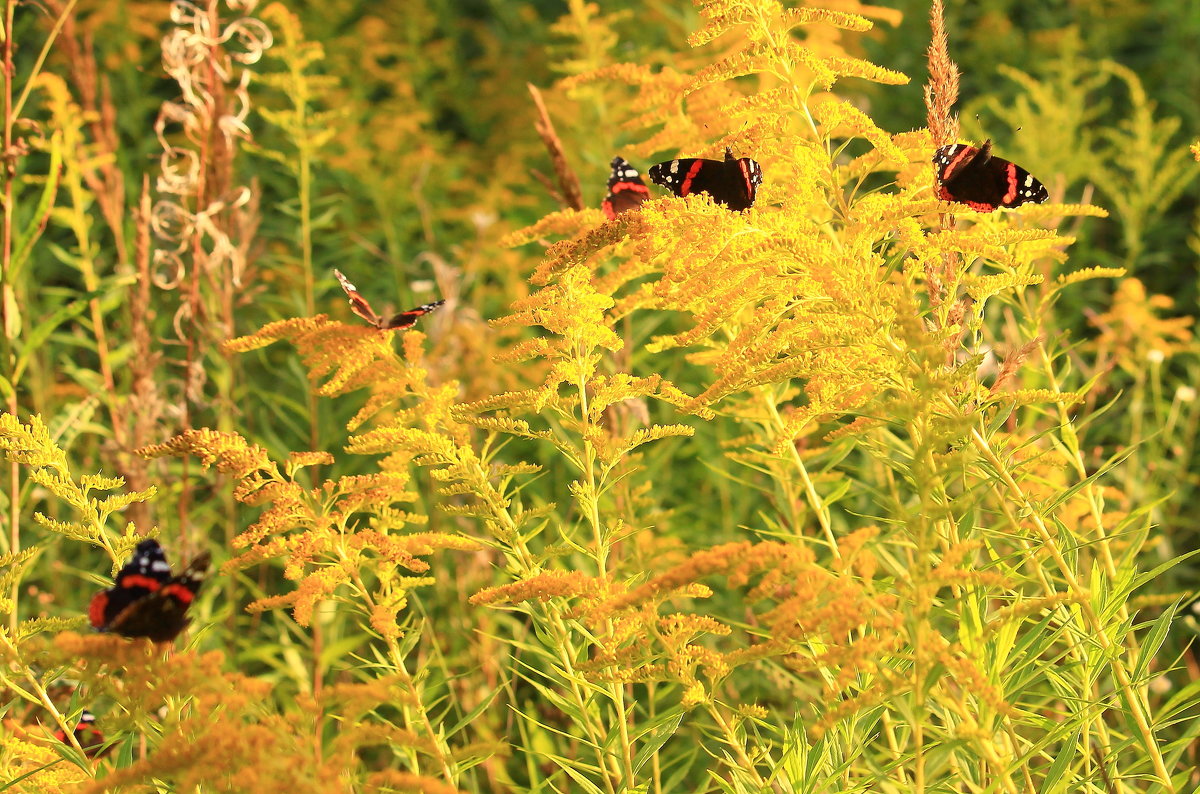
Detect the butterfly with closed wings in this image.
<box><xmin>601</xmin><ymin>156</ymin><xmax>651</xmax><ymax>219</ymax></box>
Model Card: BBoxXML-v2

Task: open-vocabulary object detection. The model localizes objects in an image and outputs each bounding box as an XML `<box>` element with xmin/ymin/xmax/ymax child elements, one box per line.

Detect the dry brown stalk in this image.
<box><xmin>989</xmin><ymin>336</ymin><xmax>1044</xmax><ymax>394</ymax></box>
<box><xmin>924</xmin><ymin>0</ymin><xmax>962</xmax><ymax>316</ymax></box>
<box><xmin>923</xmin><ymin>0</ymin><xmax>959</xmax><ymax>150</ymax></box>
<box><xmin>127</xmin><ymin>177</ymin><xmax>162</xmax><ymax>529</ymax></box>
<box><xmin>528</xmin><ymin>168</ymin><xmax>566</xmax><ymax>208</ymax></box>
<box><xmin>527</xmin><ymin>83</ymin><xmax>584</xmax><ymax>211</ymax></box>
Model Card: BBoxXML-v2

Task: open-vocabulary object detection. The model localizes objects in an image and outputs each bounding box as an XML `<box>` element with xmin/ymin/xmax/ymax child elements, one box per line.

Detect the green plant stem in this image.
<box><xmin>347</xmin><ymin>567</ymin><xmax>455</xmax><ymax>780</ymax></box>
<box><xmin>11</xmin><ymin>0</ymin><xmax>80</xmax><ymax>121</ymax></box>
<box><xmin>968</xmin><ymin>425</ymin><xmax>1172</xmax><ymax>787</ymax></box>
<box><xmin>292</xmin><ymin>52</ymin><xmax>319</xmax><ymax>458</ymax></box>
<box><xmin>1</xmin><ymin>0</ymin><xmax>17</xmax><ymax>636</ymax></box>
<box><xmin>763</xmin><ymin>394</ymin><xmax>840</xmax><ymax>558</ymax></box>
<box><xmin>468</xmin><ymin>454</ymin><xmax>623</xmax><ymax>793</ymax></box>
<box><xmin>708</xmin><ymin>704</ymin><xmax>767</xmax><ymax>787</ymax></box>
<box><xmin>0</xmin><ymin>630</ymin><xmax>86</xmax><ymax>756</ymax></box>
<box><xmin>63</xmin><ymin>165</ymin><xmax>124</xmax><ymax>448</ymax></box>
<box><xmin>575</xmin><ymin>369</ymin><xmax>635</xmax><ymax>788</ymax></box>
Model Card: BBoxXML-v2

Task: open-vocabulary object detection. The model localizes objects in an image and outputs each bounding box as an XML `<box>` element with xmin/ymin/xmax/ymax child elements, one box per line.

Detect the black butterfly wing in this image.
<box><xmin>380</xmin><ymin>301</ymin><xmax>446</xmax><ymax>330</ymax></box>
<box><xmin>934</xmin><ymin>142</ymin><xmax>1047</xmax><ymax>210</ymax></box>
<box><xmin>648</xmin><ymin>156</ymin><xmax>707</xmax><ymax>198</ymax></box>
<box><xmin>648</xmin><ymin>149</ymin><xmax>761</xmax><ymax>211</ymax></box>
<box><xmin>89</xmin><ymin>539</ymin><xmax>173</xmax><ymax>629</ymax></box>
<box><xmin>602</xmin><ymin>157</ymin><xmax>650</xmax><ymax>219</ymax></box>
<box><xmin>104</xmin><ymin>550</ymin><xmax>210</xmax><ymax>642</ymax></box>
<box><xmin>991</xmin><ymin>157</ymin><xmax>1048</xmax><ymax>208</ymax></box>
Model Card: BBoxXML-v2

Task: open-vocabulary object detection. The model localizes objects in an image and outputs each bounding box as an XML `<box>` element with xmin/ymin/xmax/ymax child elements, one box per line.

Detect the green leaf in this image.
<box><xmin>9</xmin><ymin>136</ymin><xmax>63</xmax><ymax>282</ymax></box>
<box><xmin>631</xmin><ymin>708</ymin><xmax>684</xmax><ymax>775</ymax></box>
<box><xmin>1132</xmin><ymin>601</ymin><xmax>1180</xmax><ymax>684</ymax></box>
<box><xmin>1040</xmin><ymin>726</ymin><xmax>1080</xmax><ymax>794</ymax></box>
<box><xmin>12</xmin><ymin>288</ymin><xmax>106</xmax><ymax>382</ymax></box>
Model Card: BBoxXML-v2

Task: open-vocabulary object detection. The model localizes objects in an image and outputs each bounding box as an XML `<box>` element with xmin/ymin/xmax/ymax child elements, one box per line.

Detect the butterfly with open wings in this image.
<box><xmin>334</xmin><ymin>270</ymin><xmax>444</xmax><ymax>331</ymax></box>
<box><xmin>933</xmin><ymin>140</ymin><xmax>1048</xmax><ymax>211</ymax></box>
<box><xmin>88</xmin><ymin>539</ymin><xmax>209</xmax><ymax>642</ymax></box>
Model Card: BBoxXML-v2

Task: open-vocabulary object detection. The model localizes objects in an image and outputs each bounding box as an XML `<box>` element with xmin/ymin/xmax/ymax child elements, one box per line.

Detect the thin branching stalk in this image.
<box><xmin>762</xmin><ymin>390</ymin><xmax>839</xmax><ymax>558</ymax></box>
<box><xmin>575</xmin><ymin>362</ymin><xmax>637</xmax><ymax>787</ymax></box>
<box><xmin>1</xmin><ymin>0</ymin><xmax>18</xmax><ymax>636</ymax></box>
<box><xmin>968</xmin><ymin>424</ymin><xmax>1172</xmax><ymax>786</ymax></box>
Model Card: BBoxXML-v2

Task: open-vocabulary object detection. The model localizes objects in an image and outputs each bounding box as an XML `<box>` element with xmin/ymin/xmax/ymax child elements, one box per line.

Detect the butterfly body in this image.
<box><xmin>602</xmin><ymin>157</ymin><xmax>651</xmax><ymax>219</ymax></box>
<box><xmin>933</xmin><ymin>140</ymin><xmax>1048</xmax><ymax>211</ymax></box>
<box><xmin>88</xmin><ymin>539</ymin><xmax>209</xmax><ymax>642</ymax></box>
<box><xmin>334</xmin><ymin>270</ymin><xmax>444</xmax><ymax>330</ymax></box>
<box><xmin>648</xmin><ymin>148</ymin><xmax>762</xmax><ymax>211</ymax></box>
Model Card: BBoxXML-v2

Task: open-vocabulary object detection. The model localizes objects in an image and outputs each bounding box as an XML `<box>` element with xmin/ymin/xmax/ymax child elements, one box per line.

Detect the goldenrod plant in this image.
<box><xmin>1</xmin><ymin>0</ymin><xmax>1199</xmax><ymax>791</ymax></box>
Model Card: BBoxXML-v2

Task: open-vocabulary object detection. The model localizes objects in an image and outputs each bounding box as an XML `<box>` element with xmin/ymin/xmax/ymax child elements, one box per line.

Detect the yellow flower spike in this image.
<box><xmin>469</xmin><ymin>570</ymin><xmax>602</xmax><ymax>607</ymax></box>
<box><xmin>501</xmin><ymin>207</ymin><xmax>607</xmax><ymax>249</ymax></box>
<box><xmin>812</xmin><ymin>98</ymin><xmax>906</xmax><ymax>164</ymax></box>
<box><xmin>139</xmin><ymin>429</ymin><xmax>275</xmax><ymax>479</ymax></box>
<box><xmin>1090</xmin><ymin>277</ymin><xmax>1194</xmax><ymax>363</ymax></box>
<box><xmin>527</xmin><ymin>215</ymin><xmax>651</xmax><ymax>285</ymax></box>
<box><xmin>222</xmin><ymin>315</ymin><xmax>333</xmax><ymax>353</ymax></box>
<box><xmin>0</xmin><ymin>733</ymin><xmax>92</xmax><ymax>792</ymax></box>
<box><xmin>820</xmin><ymin>55</ymin><xmax>909</xmax><ymax>86</ymax></box>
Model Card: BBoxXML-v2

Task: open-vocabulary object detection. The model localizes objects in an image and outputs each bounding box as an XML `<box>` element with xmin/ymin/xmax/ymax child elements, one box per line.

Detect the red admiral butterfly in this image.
<box><xmin>334</xmin><ymin>269</ymin><xmax>444</xmax><ymax>331</ymax></box>
<box><xmin>933</xmin><ymin>140</ymin><xmax>1048</xmax><ymax>211</ymax></box>
<box><xmin>648</xmin><ymin>148</ymin><xmax>762</xmax><ymax>211</ymax></box>
<box><xmin>602</xmin><ymin>156</ymin><xmax>651</xmax><ymax>219</ymax></box>
<box><xmin>88</xmin><ymin>539</ymin><xmax>209</xmax><ymax>642</ymax></box>
<box><xmin>53</xmin><ymin>710</ymin><xmax>108</xmax><ymax>757</ymax></box>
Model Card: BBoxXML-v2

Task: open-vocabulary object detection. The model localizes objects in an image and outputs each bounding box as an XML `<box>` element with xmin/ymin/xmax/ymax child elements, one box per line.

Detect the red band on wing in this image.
<box><xmin>161</xmin><ymin>582</ymin><xmax>196</xmax><ymax>604</ymax></box>
<box><xmin>737</xmin><ymin>159</ymin><xmax>754</xmax><ymax>200</ymax></box>
<box><xmin>610</xmin><ymin>182</ymin><xmax>649</xmax><ymax>195</ymax></box>
<box><xmin>678</xmin><ymin>160</ymin><xmax>705</xmax><ymax>196</ymax></box>
<box><xmin>120</xmin><ymin>574</ymin><xmax>164</xmax><ymax>592</ymax></box>
<box><xmin>88</xmin><ymin>592</ymin><xmax>109</xmax><ymax>628</ymax></box>
<box><xmin>1001</xmin><ymin>162</ymin><xmax>1018</xmax><ymax>205</ymax></box>
<box><xmin>960</xmin><ymin>199</ymin><xmax>999</xmax><ymax>212</ymax></box>
<box><xmin>940</xmin><ymin>145</ymin><xmax>976</xmax><ymax>181</ymax></box>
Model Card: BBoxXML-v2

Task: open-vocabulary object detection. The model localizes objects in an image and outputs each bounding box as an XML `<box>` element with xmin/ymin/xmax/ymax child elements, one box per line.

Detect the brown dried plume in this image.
<box><xmin>527</xmin><ymin>83</ymin><xmax>585</xmax><ymax>212</ymax></box>
<box><xmin>924</xmin><ymin>0</ymin><xmax>960</xmax><ymax>149</ymax></box>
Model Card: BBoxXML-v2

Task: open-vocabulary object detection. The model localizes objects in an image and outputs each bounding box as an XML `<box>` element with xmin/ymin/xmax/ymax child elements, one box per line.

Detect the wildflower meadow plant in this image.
<box><xmin>1</xmin><ymin>0</ymin><xmax>1198</xmax><ymax>791</ymax></box>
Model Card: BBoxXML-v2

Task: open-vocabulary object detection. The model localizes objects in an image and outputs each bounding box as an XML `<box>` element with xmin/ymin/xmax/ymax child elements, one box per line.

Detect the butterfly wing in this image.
<box><xmin>602</xmin><ymin>157</ymin><xmax>650</xmax><ymax>219</ymax></box>
<box><xmin>104</xmin><ymin>548</ymin><xmax>210</xmax><ymax>642</ymax></box>
<box><xmin>933</xmin><ymin>142</ymin><xmax>1047</xmax><ymax>211</ymax></box>
<box><xmin>991</xmin><ymin>156</ymin><xmax>1048</xmax><ymax>208</ymax></box>
<box><xmin>648</xmin><ymin>156</ymin><xmax>707</xmax><ymax>198</ymax></box>
<box><xmin>334</xmin><ymin>269</ymin><xmax>383</xmax><ymax>328</ymax></box>
<box><xmin>89</xmin><ymin>539</ymin><xmax>172</xmax><ymax>630</ymax></box>
<box><xmin>720</xmin><ymin>151</ymin><xmax>762</xmax><ymax>211</ymax></box>
<box><xmin>648</xmin><ymin>149</ymin><xmax>761</xmax><ymax>211</ymax></box>
<box><xmin>380</xmin><ymin>301</ymin><xmax>446</xmax><ymax>330</ymax></box>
